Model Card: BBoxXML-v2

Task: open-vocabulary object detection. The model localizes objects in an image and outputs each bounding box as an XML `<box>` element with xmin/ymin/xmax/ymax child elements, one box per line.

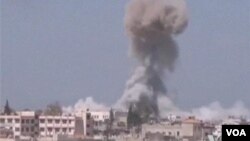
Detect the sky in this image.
<box><xmin>1</xmin><ymin>0</ymin><xmax>250</xmax><ymax>110</ymax></box>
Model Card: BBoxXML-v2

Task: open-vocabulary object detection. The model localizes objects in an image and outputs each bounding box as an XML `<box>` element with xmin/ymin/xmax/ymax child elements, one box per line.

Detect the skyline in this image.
<box><xmin>1</xmin><ymin>0</ymin><xmax>250</xmax><ymax>111</ymax></box>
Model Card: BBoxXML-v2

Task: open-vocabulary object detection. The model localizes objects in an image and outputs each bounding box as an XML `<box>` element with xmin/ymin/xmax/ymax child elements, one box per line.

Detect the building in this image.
<box><xmin>0</xmin><ymin>111</ymin><xmax>39</xmax><ymax>139</ymax></box>
<box><xmin>114</xmin><ymin>111</ymin><xmax>127</xmax><ymax>129</ymax></box>
<box><xmin>20</xmin><ymin>111</ymin><xmax>39</xmax><ymax>137</ymax></box>
<box><xmin>39</xmin><ymin>115</ymin><xmax>75</xmax><ymax>137</ymax></box>
<box><xmin>142</xmin><ymin>121</ymin><xmax>182</xmax><ymax>140</ymax></box>
<box><xmin>0</xmin><ymin>113</ymin><xmax>21</xmax><ymax>139</ymax></box>
<box><xmin>74</xmin><ymin>109</ymin><xmax>94</xmax><ymax>138</ymax></box>
<box><xmin>142</xmin><ymin>116</ymin><xmax>203</xmax><ymax>141</ymax></box>
<box><xmin>181</xmin><ymin>116</ymin><xmax>203</xmax><ymax>141</ymax></box>
<box><xmin>90</xmin><ymin>110</ymin><xmax>110</xmax><ymax>135</ymax></box>
<box><xmin>90</xmin><ymin>110</ymin><xmax>110</xmax><ymax>122</ymax></box>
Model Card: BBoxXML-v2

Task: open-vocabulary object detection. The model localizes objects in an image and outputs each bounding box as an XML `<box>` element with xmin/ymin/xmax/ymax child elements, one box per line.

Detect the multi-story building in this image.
<box><xmin>90</xmin><ymin>110</ymin><xmax>109</xmax><ymax>122</ymax></box>
<box><xmin>74</xmin><ymin>109</ymin><xmax>94</xmax><ymax>138</ymax></box>
<box><xmin>20</xmin><ymin>111</ymin><xmax>39</xmax><ymax>137</ymax></box>
<box><xmin>38</xmin><ymin>115</ymin><xmax>75</xmax><ymax>137</ymax></box>
<box><xmin>114</xmin><ymin>111</ymin><xmax>127</xmax><ymax>129</ymax></box>
<box><xmin>89</xmin><ymin>110</ymin><xmax>109</xmax><ymax>135</ymax></box>
<box><xmin>0</xmin><ymin>113</ymin><xmax>21</xmax><ymax>139</ymax></box>
<box><xmin>182</xmin><ymin>116</ymin><xmax>203</xmax><ymax>141</ymax></box>
<box><xmin>0</xmin><ymin>111</ymin><xmax>39</xmax><ymax>139</ymax></box>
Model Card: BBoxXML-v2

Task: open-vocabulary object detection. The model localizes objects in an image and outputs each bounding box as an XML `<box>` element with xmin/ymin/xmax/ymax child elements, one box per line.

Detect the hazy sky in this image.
<box><xmin>1</xmin><ymin>0</ymin><xmax>250</xmax><ymax>110</ymax></box>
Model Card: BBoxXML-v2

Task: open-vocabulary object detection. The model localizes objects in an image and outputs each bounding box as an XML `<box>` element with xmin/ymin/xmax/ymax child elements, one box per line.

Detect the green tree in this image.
<box><xmin>4</xmin><ymin>100</ymin><xmax>12</xmax><ymax>115</ymax></box>
<box><xmin>127</xmin><ymin>104</ymin><xmax>142</xmax><ymax>129</ymax></box>
<box><xmin>109</xmin><ymin>108</ymin><xmax>114</xmax><ymax>128</ymax></box>
<box><xmin>133</xmin><ymin>106</ymin><xmax>142</xmax><ymax>127</ymax></box>
<box><xmin>105</xmin><ymin>108</ymin><xmax>115</xmax><ymax>140</ymax></box>
<box><xmin>127</xmin><ymin>104</ymin><xmax>133</xmax><ymax>129</ymax></box>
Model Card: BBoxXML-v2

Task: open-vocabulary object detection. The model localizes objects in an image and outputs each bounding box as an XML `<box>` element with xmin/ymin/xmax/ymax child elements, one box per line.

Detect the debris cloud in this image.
<box><xmin>115</xmin><ymin>0</ymin><xmax>188</xmax><ymax>118</ymax></box>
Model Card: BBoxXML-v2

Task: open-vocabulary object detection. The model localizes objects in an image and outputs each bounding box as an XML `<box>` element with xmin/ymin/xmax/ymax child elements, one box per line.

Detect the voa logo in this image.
<box><xmin>226</xmin><ymin>129</ymin><xmax>246</xmax><ymax>136</ymax></box>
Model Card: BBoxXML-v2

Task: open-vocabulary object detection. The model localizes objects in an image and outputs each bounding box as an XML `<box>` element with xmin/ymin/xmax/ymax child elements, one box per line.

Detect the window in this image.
<box><xmin>8</xmin><ymin>119</ymin><xmax>12</xmax><ymax>123</ymax></box>
<box><xmin>31</xmin><ymin>119</ymin><xmax>34</xmax><ymax>124</ymax></box>
<box><xmin>86</xmin><ymin>113</ymin><xmax>91</xmax><ymax>120</ymax></box>
<box><xmin>55</xmin><ymin>128</ymin><xmax>60</xmax><ymax>132</ymax></box>
<box><xmin>63</xmin><ymin>128</ymin><xmax>67</xmax><ymax>132</ymax></box>
<box><xmin>26</xmin><ymin>127</ymin><xmax>29</xmax><ymax>132</ymax></box>
<box><xmin>48</xmin><ymin>119</ymin><xmax>52</xmax><ymax>123</ymax></box>
<box><xmin>177</xmin><ymin>131</ymin><xmax>180</xmax><ymax>136</ymax></box>
<box><xmin>15</xmin><ymin>119</ymin><xmax>20</xmax><ymax>123</ymax></box>
<box><xmin>169</xmin><ymin>132</ymin><xmax>172</xmax><ymax>136</ymax></box>
<box><xmin>40</xmin><ymin>119</ymin><xmax>45</xmax><ymax>123</ymax></box>
<box><xmin>31</xmin><ymin>127</ymin><xmax>34</xmax><ymax>132</ymax></box>
<box><xmin>26</xmin><ymin>119</ymin><xmax>29</xmax><ymax>124</ymax></box>
<box><xmin>0</xmin><ymin>118</ymin><xmax>5</xmax><ymax>123</ymax></box>
<box><xmin>48</xmin><ymin>128</ymin><xmax>52</xmax><ymax>132</ymax></box>
<box><xmin>87</xmin><ymin>124</ymin><xmax>90</xmax><ymax>128</ymax></box>
<box><xmin>40</xmin><ymin>128</ymin><xmax>44</xmax><ymax>132</ymax></box>
<box><xmin>22</xmin><ymin>119</ymin><xmax>25</xmax><ymax>123</ymax></box>
<box><xmin>62</xmin><ymin>120</ymin><xmax>67</xmax><ymax>124</ymax></box>
<box><xmin>69</xmin><ymin>120</ymin><xmax>72</xmax><ymax>124</ymax></box>
<box><xmin>55</xmin><ymin>119</ymin><xmax>60</xmax><ymax>124</ymax></box>
<box><xmin>15</xmin><ymin>128</ymin><xmax>20</xmax><ymax>131</ymax></box>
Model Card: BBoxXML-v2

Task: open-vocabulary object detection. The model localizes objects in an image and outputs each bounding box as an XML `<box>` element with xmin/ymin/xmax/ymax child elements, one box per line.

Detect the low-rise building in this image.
<box><xmin>90</xmin><ymin>110</ymin><xmax>109</xmax><ymax>122</ymax></box>
<box><xmin>142</xmin><ymin>121</ymin><xmax>182</xmax><ymax>140</ymax></box>
<box><xmin>0</xmin><ymin>113</ymin><xmax>20</xmax><ymax>138</ymax></box>
<box><xmin>182</xmin><ymin>116</ymin><xmax>203</xmax><ymax>141</ymax></box>
<box><xmin>20</xmin><ymin>111</ymin><xmax>39</xmax><ymax>137</ymax></box>
<box><xmin>142</xmin><ymin>116</ymin><xmax>203</xmax><ymax>141</ymax></box>
<box><xmin>74</xmin><ymin>109</ymin><xmax>94</xmax><ymax>138</ymax></box>
<box><xmin>39</xmin><ymin>115</ymin><xmax>75</xmax><ymax>137</ymax></box>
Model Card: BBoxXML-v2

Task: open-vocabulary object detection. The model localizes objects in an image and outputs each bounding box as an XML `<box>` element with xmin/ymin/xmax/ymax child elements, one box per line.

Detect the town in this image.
<box><xmin>0</xmin><ymin>100</ymin><xmax>249</xmax><ymax>141</ymax></box>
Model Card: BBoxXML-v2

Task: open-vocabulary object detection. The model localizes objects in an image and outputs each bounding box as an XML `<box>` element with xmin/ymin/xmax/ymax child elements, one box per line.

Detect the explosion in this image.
<box><xmin>64</xmin><ymin>0</ymin><xmax>250</xmax><ymax>122</ymax></box>
<box><xmin>115</xmin><ymin>0</ymin><xmax>188</xmax><ymax>119</ymax></box>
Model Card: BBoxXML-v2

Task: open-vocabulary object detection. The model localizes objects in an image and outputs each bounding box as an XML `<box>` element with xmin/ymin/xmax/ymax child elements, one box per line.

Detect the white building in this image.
<box><xmin>0</xmin><ymin>113</ymin><xmax>21</xmax><ymax>138</ymax></box>
<box><xmin>90</xmin><ymin>111</ymin><xmax>109</xmax><ymax>122</ymax></box>
<box><xmin>39</xmin><ymin>115</ymin><xmax>75</xmax><ymax>137</ymax></box>
<box><xmin>0</xmin><ymin>111</ymin><xmax>38</xmax><ymax>139</ymax></box>
<box><xmin>20</xmin><ymin>111</ymin><xmax>39</xmax><ymax>137</ymax></box>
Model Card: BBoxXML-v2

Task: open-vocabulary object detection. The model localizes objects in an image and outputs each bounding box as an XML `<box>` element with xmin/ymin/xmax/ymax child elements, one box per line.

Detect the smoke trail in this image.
<box><xmin>115</xmin><ymin>0</ymin><xmax>188</xmax><ymax>118</ymax></box>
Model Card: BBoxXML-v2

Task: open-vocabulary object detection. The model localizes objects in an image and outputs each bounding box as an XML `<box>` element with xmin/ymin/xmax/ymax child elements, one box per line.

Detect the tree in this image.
<box><xmin>135</xmin><ymin>96</ymin><xmax>154</xmax><ymax>123</ymax></box>
<box><xmin>4</xmin><ymin>100</ymin><xmax>12</xmax><ymax>115</ymax></box>
<box><xmin>44</xmin><ymin>101</ymin><xmax>62</xmax><ymax>116</ymax></box>
<box><xmin>109</xmin><ymin>108</ymin><xmax>114</xmax><ymax>128</ymax></box>
<box><xmin>127</xmin><ymin>104</ymin><xmax>133</xmax><ymax>129</ymax></box>
<box><xmin>127</xmin><ymin>104</ymin><xmax>142</xmax><ymax>129</ymax></box>
<box><xmin>133</xmin><ymin>107</ymin><xmax>142</xmax><ymax>127</ymax></box>
<box><xmin>105</xmin><ymin>108</ymin><xmax>115</xmax><ymax>140</ymax></box>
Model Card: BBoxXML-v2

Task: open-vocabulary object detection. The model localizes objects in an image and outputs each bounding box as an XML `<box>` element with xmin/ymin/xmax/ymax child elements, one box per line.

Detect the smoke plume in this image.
<box><xmin>191</xmin><ymin>101</ymin><xmax>250</xmax><ymax>121</ymax></box>
<box><xmin>62</xmin><ymin>0</ymin><xmax>250</xmax><ymax>122</ymax></box>
<box><xmin>115</xmin><ymin>0</ymin><xmax>188</xmax><ymax>118</ymax></box>
<box><xmin>63</xmin><ymin>97</ymin><xmax>108</xmax><ymax>114</ymax></box>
